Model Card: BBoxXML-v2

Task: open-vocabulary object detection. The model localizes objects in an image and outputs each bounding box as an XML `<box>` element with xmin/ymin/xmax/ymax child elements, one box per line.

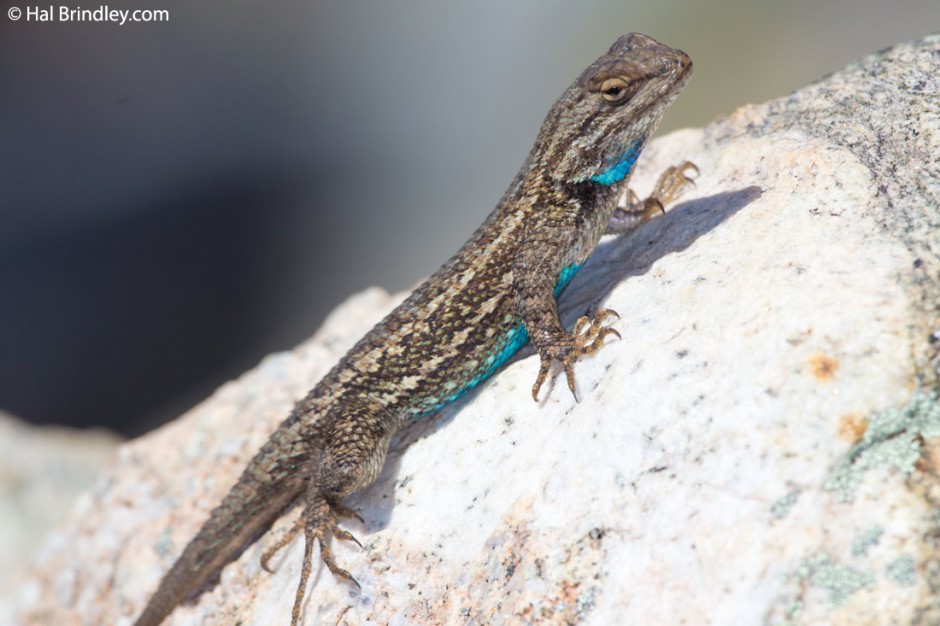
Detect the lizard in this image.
<box><xmin>134</xmin><ymin>32</ymin><xmax>695</xmax><ymax>626</ymax></box>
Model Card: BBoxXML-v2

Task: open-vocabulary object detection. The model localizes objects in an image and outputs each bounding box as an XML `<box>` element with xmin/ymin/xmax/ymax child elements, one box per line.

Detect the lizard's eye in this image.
<box><xmin>598</xmin><ymin>77</ymin><xmax>634</xmax><ymax>103</ymax></box>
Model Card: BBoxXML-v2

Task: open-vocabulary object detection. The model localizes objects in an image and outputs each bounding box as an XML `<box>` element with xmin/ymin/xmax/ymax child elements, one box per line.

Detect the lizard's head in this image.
<box><xmin>534</xmin><ymin>33</ymin><xmax>692</xmax><ymax>186</ymax></box>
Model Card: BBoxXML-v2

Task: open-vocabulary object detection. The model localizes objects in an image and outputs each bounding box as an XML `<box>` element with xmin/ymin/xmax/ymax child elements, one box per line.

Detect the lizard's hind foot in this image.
<box><xmin>289</xmin><ymin>495</ymin><xmax>362</xmax><ymax>626</ymax></box>
<box><xmin>260</xmin><ymin>499</ymin><xmax>362</xmax><ymax>572</ymax></box>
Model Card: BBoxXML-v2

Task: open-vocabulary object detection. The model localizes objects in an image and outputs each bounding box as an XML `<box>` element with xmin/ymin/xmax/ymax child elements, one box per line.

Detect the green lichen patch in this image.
<box><xmin>795</xmin><ymin>553</ymin><xmax>874</xmax><ymax>605</ymax></box>
<box><xmin>826</xmin><ymin>393</ymin><xmax>940</xmax><ymax>501</ymax></box>
<box><xmin>885</xmin><ymin>555</ymin><xmax>917</xmax><ymax>587</ymax></box>
<box><xmin>771</xmin><ymin>486</ymin><xmax>803</xmax><ymax>520</ymax></box>
<box><xmin>851</xmin><ymin>526</ymin><xmax>884</xmax><ymax>557</ymax></box>
<box><xmin>772</xmin><ymin>599</ymin><xmax>804</xmax><ymax>626</ymax></box>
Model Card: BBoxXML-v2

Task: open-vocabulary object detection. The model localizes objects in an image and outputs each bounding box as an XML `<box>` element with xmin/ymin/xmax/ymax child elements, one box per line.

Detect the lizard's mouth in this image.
<box><xmin>633</xmin><ymin>56</ymin><xmax>693</xmax><ymax>120</ymax></box>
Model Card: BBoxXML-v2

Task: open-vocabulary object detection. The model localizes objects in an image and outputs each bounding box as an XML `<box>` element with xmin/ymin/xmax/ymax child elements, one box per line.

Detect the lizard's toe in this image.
<box><xmin>649</xmin><ymin>161</ymin><xmax>698</xmax><ymax>207</ymax></box>
<box><xmin>532</xmin><ymin>308</ymin><xmax>621</xmax><ymax>401</ymax></box>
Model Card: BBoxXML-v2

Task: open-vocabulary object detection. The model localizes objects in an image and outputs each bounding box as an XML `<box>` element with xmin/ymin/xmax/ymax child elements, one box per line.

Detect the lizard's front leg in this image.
<box><xmin>513</xmin><ymin>228</ymin><xmax>621</xmax><ymax>402</ymax></box>
<box><xmin>605</xmin><ymin>161</ymin><xmax>698</xmax><ymax>234</ymax></box>
<box><xmin>261</xmin><ymin>396</ymin><xmax>398</xmax><ymax>626</ymax></box>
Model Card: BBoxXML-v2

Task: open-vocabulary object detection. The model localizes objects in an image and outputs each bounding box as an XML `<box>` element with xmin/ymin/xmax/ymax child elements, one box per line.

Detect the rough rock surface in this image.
<box><xmin>0</xmin><ymin>413</ymin><xmax>119</xmax><ymax>608</ymax></box>
<box><xmin>8</xmin><ymin>35</ymin><xmax>940</xmax><ymax>626</ymax></box>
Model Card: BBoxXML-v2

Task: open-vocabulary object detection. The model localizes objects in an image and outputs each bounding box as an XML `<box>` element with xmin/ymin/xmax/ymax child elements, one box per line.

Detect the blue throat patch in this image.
<box><xmin>590</xmin><ymin>138</ymin><xmax>645</xmax><ymax>186</ymax></box>
<box><xmin>410</xmin><ymin>262</ymin><xmax>583</xmax><ymax>418</ymax></box>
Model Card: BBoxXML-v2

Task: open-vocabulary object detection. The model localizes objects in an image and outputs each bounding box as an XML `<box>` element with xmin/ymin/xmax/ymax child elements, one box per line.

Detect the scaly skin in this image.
<box><xmin>134</xmin><ymin>33</ymin><xmax>694</xmax><ymax>626</ymax></box>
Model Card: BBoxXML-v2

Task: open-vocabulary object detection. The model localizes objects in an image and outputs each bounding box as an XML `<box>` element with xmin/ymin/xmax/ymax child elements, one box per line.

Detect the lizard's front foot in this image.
<box><xmin>531</xmin><ymin>308</ymin><xmax>621</xmax><ymax>401</ymax></box>
<box><xmin>646</xmin><ymin>160</ymin><xmax>698</xmax><ymax>209</ymax></box>
<box><xmin>607</xmin><ymin>161</ymin><xmax>699</xmax><ymax>233</ymax></box>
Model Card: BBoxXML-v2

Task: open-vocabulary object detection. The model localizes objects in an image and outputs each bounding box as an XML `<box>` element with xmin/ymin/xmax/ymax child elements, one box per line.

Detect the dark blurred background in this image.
<box><xmin>0</xmin><ymin>0</ymin><xmax>935</xmax><ymax>437</ymax></box>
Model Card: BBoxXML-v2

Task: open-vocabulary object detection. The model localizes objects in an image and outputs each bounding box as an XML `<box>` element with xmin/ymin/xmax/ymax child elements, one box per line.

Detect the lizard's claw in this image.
<box><xmin>332</xmin><ymin>501</ymin><xmax>365</xmax><ymax>526</ymax></box>
<box><xmin>648</xmin><ymin>161</ymin><xmax>698</xmax><ymax>208</ymax></box>
<box><xmin>531</xmin><ymin>308</ymin><xmax>621</xmax><ymax>401</ymax></box>
<box><xmin>333</xmin><ymin>527</ymin><xmax>363</xmax><ymax>549</ymax></box>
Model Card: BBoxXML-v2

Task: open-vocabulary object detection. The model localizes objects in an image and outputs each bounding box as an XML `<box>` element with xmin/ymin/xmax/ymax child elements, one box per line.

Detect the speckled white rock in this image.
<box><xmin>9</xmin><ymin>35</ymin><xmax>940</xmax><ymax>626</ymax></box>
<box><xmin>0</xmin><ymin>413</ymin><xmax>120</xmax><ymax>624</ymax></box>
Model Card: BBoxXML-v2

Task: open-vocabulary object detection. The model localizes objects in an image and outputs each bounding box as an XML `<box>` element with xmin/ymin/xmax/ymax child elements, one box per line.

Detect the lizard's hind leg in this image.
<box><xmin>288</xmin><ymin>396</ymin><xmax>400</xmax><ymax>625</ymax></box>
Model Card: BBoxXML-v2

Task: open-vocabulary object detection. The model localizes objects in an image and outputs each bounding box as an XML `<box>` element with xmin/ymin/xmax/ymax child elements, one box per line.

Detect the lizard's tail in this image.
<box><xmin>134</xmin><ymin>425</ymin><xmax>308</xmax><ymax>626</ymax></box>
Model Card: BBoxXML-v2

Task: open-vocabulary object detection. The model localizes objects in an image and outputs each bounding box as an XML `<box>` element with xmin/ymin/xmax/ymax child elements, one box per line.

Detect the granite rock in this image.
<box><xmin>8</xmin><ymin>35</ymin><xmax>940</xmax><ymax>626</ymax></box>
<box><xmin>0</xmin><ymin>413</ymin><xmax>119</xmax><ymax>614</ymax></box>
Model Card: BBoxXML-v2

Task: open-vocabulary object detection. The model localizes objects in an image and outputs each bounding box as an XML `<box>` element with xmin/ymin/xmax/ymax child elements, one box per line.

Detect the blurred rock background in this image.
<box><xmin>0</xmin><ymin>412</ymin><xmax>119</xmax><ymax>596</ymax></box>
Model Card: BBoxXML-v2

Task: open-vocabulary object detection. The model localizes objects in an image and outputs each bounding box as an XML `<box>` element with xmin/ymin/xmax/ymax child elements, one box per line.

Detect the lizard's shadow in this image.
<box><xmin>559</xmin><ymin>185</ymin><xmax>763</xmax><ymax>326</ymax></box>
<box><xmin>344</xmin><ymin>185</ymin><xmax>762</xmax><ymax>534</ymax></box>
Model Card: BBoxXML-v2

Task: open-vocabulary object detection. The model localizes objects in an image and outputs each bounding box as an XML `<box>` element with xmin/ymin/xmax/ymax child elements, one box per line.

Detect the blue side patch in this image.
<box><xmin>411</xmin><ymin>323</ymin><xmax>529</xmax><ymax>418</ymax></box>
<box><xmin>553</xmin><ymin>263</ymin><xmax>582</xmax><ymax>297</ymax></box>
<box><xmin>590</xmin><ymin>138</ymin><xmax>644</xmax><ymax>186</ymax></box>
<box><xmin>409</xmin><ymin>263</ymin><xmax>583</xmax><ymax>419</ymax></box>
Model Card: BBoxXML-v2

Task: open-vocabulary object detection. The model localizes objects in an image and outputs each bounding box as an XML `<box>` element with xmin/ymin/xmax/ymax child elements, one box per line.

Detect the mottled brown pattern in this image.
<box><xmin>134</xmin><ymin>33</ymin><xmax>692</xmax><ymax>626</ymax></box>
